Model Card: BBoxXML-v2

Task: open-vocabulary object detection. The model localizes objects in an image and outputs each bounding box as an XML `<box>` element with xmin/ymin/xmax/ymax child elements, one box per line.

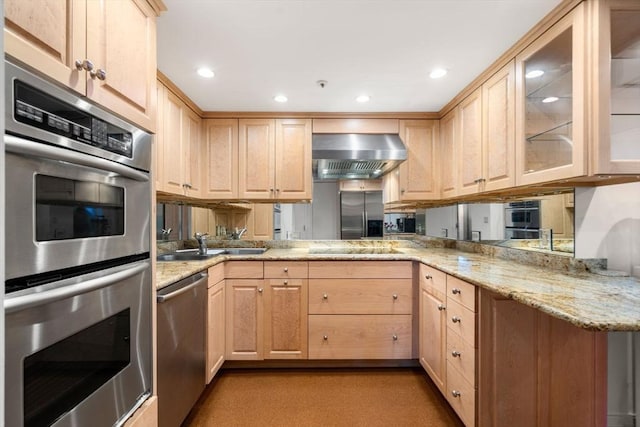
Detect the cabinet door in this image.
<box><xmin>207</xmin><ymin>280</ymin><xmax>225</xmax><ymax>383</ymax></box>
<box><xmin>225</xmin><ymin>279</ymin><xmax>264</xmax><ymax>360</ymax></box>
<box><xmin>592</xmin><ymin>1</ymin><xmax>640</xmax><ymax>174</ymax></box>
<box><xmin>160</xmin><ymin>91</ymin><xmax>185</xmax><ymax>195</ymax></box>
<box><xmin>382</xmin><ymin>168</ymin><xmax>400</xmax><ymax>204</ymax></box>
<box><xmin>203</xmin><ymin>119</ymin><xmax>239</xmax><ymax>199</ymax></box>
<box><xmin>183</xmin><ymin>107</ymin><xmax>202</xmax><ymax>197</ymax></box>
<box><xmin>86</xmin><ymin>0</ymin><xmax>158</xmax><ymax>132</ymax></box>
<box><xmin>249</xmin><ymin>204</ymin><xmax>273</xmax><ymax>240</ymax></box>
<box><xmin>275</xmin><ymin>119</ymin><xmax>312</xmax><ymax>200</ymax></box>
<box><xmin>419</xmin><ymin>288</ymin><xmax>446</xmax><ymax>393</ymax></box>
<box><xmin>239</xmin><ymin>119</ymin><xmax>275</xmax><ymax>199</ymax></box>
<box><xmin>398</xmin><ymin>120</ymin><xmax>440</xmax><ymax>200</ymax></box>
<box><xmin>440</xmin><ymin>110</ymin><xmax>458</xmax><ymax>199</ymax></box>
<box><xmin>154</xmin><ymin>81</ymin><xmax>165</xmax><ymax>192</ymax></box>
<box><xmin>4</xmin><ymin>0</ymin><xmax>86</xmax><ymax>95</ymax></box>
<box><xmin>458</xmin><ymin>89</ymin><xmax>484</xmax><ymax>196</ymax></box>
<box><xmin>483</xmin><ymin>61</ymin><xmax>515</xmax><ymax>191</ymax></box>
<box><xmin>264</xmin><ymin>278</ymin><xmax>308</xmax><ymax>359</ymax></box>
<box><xmin>515</xmin><ymin>4</ymin><xmax>587</xmax><ymax>185</ymax></box>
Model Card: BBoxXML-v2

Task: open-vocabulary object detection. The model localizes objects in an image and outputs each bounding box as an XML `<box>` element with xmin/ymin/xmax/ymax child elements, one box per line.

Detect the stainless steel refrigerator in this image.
<box><xmin>340</xmin><ymin>191</ymin><xmax>383</xmax><ymax>239</ymax></box>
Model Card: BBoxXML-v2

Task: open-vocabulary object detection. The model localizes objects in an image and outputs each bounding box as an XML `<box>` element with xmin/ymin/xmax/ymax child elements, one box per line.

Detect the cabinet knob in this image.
<box><xmin>437</xmin><ymin>304</ymin><xmax>446</xmax><ymax>311</ymax></box>
<box><xmin>452</xmin><ymin>316</ymin><xmax>461</xmax><ymax>323</ymax></box>
<box><xmin>392</xmin><ymin>334</ymin><xmax>398</xmax><ymax>341</ymax></box>
<box><xmin>452</xmin><ymin>350</ymin><xmax>461</xmax><ymax>358</ymax></box>
<box><xmin>270</xmin><ymin>188</ymin><xmax>274</xmax><ymax>192</ymax></box>
<box><xmin>258</xmin><ymin>288</ymin><xmax>263</xmax><ymax>293</ymax></box>
<box><xmin>425</xmin><ymin>274</ymin><xmax>432</xmax><ymax>280</ymax></box>
<box><xmin>284</xmin><ymin>267</ymin><xmax>288</xmax><ymax>272</ymax></box>
<box><xmin>90</xmin><ymin>68</ymin><xmax>107</xmax><ymax>81</ymax></box>
<box><xmin>451</xmin><ymin>288</ymin><xmax>461</xmax><ymax>295</ymax></box>
<box><xmin>401</xmin><ymin>188</ymin><xmax>405</xmax><ymax>193</ymax></box>
<box><xmin>75</xmin><ymin>59</ymin><xmax>94</xmax><ymax>71</ymax></box>
<box><xmin>323</xmin><ymin>293</ymin><xmax>328</xmax><ymax>300</ymax></box>
<box><xmin>451</xmin><ymin>390</ymin><xmax>461</xmax><ymax>398</ymax></box>
<box><xmin>283</xmin><ymin>280</ymin><xmax>288</xmax><ymax>285</ymax></box>
<box><xmin>323</xmin><ymin>335</ymin><xmax>328</xmax><ymax>341</ymax></box>
<box><xmin>392</xmin><ymin>294</ymin><xmax>398</xmax><ymax>300</ymax></box>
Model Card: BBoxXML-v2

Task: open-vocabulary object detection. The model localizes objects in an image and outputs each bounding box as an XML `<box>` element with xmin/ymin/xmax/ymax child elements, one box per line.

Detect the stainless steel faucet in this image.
<box><xmin>194</xmin><ymin>232</ymin><xmax>209</xmax><ymax>254</ymax></box>
<box><xmin>230</xmin><ymin>227</ymin><xmax>247</xmax><ymax>240</ymax></box>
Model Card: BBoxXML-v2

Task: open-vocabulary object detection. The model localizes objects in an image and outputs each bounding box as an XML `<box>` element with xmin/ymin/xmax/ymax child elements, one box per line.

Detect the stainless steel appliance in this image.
<box><xmin>340</xmin><ymin>190</ymin><xmax>383</xmax><ymax>239</ymax></box>
<box><xmin>157</xmin><ymin>272</ymin><xmax>208</xmax><ymax>427</ymax></box>
<box><xmin>396</xmin><ymin>217</ymin><xmax>416</xmax><ymax>233</ymax></box>
<box><xmin>4</xmin><ymin>59</ymin><xmax>152</xmax><ymax>427</ymax></box>
<box><xmin>273</xmin><ymin>203</ymin><xmax>282</xmax><ymax>240</ymax></box>
<box><xmin>504</xmin><ymin>200</ymin><xmax>541</xmax><ymax>238</ymax></box>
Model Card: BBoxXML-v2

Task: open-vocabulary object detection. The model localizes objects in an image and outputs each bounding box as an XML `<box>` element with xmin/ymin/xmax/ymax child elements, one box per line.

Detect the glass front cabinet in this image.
<box><xmin>592</xmin><ymin>0</ymin><xmax>640</xmax><ymax>174</ymax></box>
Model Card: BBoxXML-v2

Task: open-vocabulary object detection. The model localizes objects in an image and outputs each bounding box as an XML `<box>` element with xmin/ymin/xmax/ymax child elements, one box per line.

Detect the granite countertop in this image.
<box><xmin>155</xmin><ymin>245</ymin><xmax>640</xmax><ymax>332</ymax></box>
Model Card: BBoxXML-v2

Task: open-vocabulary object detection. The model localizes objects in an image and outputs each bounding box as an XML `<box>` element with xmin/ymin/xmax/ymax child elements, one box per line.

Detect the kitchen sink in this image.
<box><xmin>156</xmin><ymin>252</ymin><xmax>221</xmax><ymax>262</ymax></box>
<box><xmin>223</xmin><ymin>248</ymin><xmax>268</xmax><ymax>255</ymax></box>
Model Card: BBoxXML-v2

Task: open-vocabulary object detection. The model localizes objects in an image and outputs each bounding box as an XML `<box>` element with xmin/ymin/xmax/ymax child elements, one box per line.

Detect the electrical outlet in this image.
<box><xmin>483</xmin><ymin>216</ymin><xmax>489</xmax><ymax>224</ymax></box>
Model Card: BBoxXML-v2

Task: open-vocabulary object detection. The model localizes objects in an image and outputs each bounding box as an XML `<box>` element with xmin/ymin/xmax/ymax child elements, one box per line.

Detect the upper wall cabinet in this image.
<box><xmin>203</xmin><ymin>119</ymin><xmax>239</xmax><ymax>200</ymax></box>
<box><xmin>592</xmin><ymin>0</ymin><xmax>640</xmax><ymax>174</ymax></box>
<box><xmin>515</xmin><ymin>3</ymin><xmax>587</xmax><ymax>185</ymax></box>
<box><xmin>239</xmin><ymin>119</ymin><xmax>312</xmax><ymax>201</ymax></box>
<box><xmin>440</xmin><ymin>109</ymin><xmax>458</xmax><ymax>199</ymax></box>
<box><xmin>4</xmin><ymin>0</ymin><xmax>162</xmax><ymax>132</ymax></box>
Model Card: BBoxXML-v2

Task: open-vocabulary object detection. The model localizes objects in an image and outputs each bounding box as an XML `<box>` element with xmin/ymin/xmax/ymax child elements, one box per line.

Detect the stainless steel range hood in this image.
<box><xmin>312</xmin><ymin>133</ymin><xmax>407</xmax><ymax>180</ymax></box>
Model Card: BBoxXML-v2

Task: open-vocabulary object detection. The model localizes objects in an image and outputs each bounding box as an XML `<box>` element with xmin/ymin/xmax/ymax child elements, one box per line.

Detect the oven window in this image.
<box><xmin>23</xmin><ymin>309</ymin><xmax>130</xmax><ymax>427</ymax></box>
<box><xmin>35</xmin><ymin>175</ymin><xmax>125</xmax><ymax>241</ymax></box>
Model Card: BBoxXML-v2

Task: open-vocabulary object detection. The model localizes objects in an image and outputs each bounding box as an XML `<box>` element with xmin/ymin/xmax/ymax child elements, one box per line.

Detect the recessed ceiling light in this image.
<box><xmin>274</xmin><ymin>95</ymin><xmax>288</xmax><ymax>103</ymax></box>
<box><xmin>196</xmin><ymin>67</ymin><xmax>215</xmax><ymax>78</ymax></box>
<box><xmin>356</xmin><ymin>95</ymin><xmax>371</xmax><ymax>103</ymax></box>
<box><xmin>542</xmin><ymin>96</ymin><xmax>559</xmax><ymax>103</ymax></box>
<box><xmin>429</xmin><ymin>68</ymin><xmax>447</xmax><ymax>79</ymax></box>
<box><xmin>525</xmin><ymin>69</ymin><xmax>544</xmax><ymax>79</ymax></box>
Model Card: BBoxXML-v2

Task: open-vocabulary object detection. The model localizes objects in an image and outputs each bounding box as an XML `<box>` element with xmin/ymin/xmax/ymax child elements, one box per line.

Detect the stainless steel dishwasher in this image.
<box><xmin>157</xmin><ymin>271</ymin><xmax>207</xmax><ymax>427</ymax></box>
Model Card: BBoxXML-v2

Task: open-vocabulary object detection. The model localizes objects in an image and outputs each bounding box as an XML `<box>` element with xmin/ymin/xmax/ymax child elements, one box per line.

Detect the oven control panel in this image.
<box><xmin>13</xmin><ymin>81</ymin><xmax>133</xmax><ymax>158</ymax></box>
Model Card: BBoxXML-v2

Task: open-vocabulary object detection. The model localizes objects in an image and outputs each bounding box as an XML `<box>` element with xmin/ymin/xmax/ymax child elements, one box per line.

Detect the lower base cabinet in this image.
<box><xmin>207</xmin><ymin>268</ymin><xmax>225</xmax><ymax>383</ymax></box>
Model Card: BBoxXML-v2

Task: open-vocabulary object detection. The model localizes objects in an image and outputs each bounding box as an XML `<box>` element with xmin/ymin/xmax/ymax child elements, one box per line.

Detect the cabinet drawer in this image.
<box><xmin>446</xmin><ymin>299</ymin><xmax>477</xmax><ymax>348</ymax></box>
<box><xmin>446</xmin><ymin>360</ymin><xmax>476</xmax><ymax>427</ymax></box>
<box><xmin>447</xmin><ymin>275</ymin><xmax>476</xmax><ymax>312</ymax></box>
<box><xmin>308</xmin><ymin>261</ymin><xmax>412</xmax><ymax>279</ymax></box>
<box><xmin>225</xmin><ymin>261</ymin><xmax>263</xmax><ymax>278</ymax></box>
<box><xmin>308</xmin><ymin>279</ymin><xmax>412</xmax><ymax>315</ymax></box>
<box><xmin>446</xmin><ymin>329</ymin><xmax>476</xmax><ymax>386</ymax></box>
<box><xmin>208</xmin><ymin>263</ymin><xmax>225</xmax><ymax>287</ymax></box>
<box><xmin>308</xmin><ymin>315</ymin><xmax>412</xmax><ymax>359</ymax></box>
<box><xmin>420</xmin><ymin>264</ymin><xmax>446</xmax><ymax>297</ymax></box>
<box><xmin>264</xmin><ymin>261</ymin><xmax>308</xmax><ymax>278</ymax></box>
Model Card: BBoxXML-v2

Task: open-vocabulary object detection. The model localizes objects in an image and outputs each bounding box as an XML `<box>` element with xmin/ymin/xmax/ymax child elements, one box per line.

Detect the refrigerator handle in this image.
<box><xmin>363</xmin><ymin>211</ymin><xmax>367</xmax><ymax>237</ymax></box>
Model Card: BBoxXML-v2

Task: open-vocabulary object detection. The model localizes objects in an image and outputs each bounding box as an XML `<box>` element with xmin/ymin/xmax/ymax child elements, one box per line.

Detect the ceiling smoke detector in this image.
<box><xmin>317</xmin><ymin>80</ymin><xmax>328</xmax><ymax>88</ymax></box>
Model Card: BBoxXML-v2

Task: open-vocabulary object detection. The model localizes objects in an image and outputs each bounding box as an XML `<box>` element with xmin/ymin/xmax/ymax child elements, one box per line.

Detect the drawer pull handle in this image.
<box><xmin>452</xmin><ymin>350</ymin><xmax>461</xmax><ymax>358</ymax></box>
<box><xmin>425</xmin><ymin>274</ymin><xmax>432</xmax><ymax>279</ymax></box>
<box><xmin>323</xmin><ymin>293</ymin><xmax>328</xmax><ymax>300</ymax></box>
<box><xmin>451</xmin><ymin>288</ymin><xmax>461</xmax><ymax>295</ymax></box>
<box><xmin>452</xmin><ymin>390</ymin><xmax>461</xmax><ymax>398</ymax></box>
<box><xmin>452</xmin><ymin>316</ymin><xmax>461</xmax><ymax>323</ymax></box>
<box><xmin>437</xmin><ymin>304</ymin><xmax>446</xmax><ymax>311</ymax></box>
<box><xmin>392</xmin><ymin>335</ymin><xmax>398</xmax><ymax>341</ymax></box>
<box><xmin>283</xmin><ymin>280</ymin><xmax>288</xmax><ymax>285</ymax></box>
<box><xmin>323</xmin><ymin>335</ymin><xmax>328</xmax><ymax>341</ymax></box>
<box><xmin>284</xmin><ymin>267</ymin><xmax>288</xmax><ymax>272</ymax></box>
<box><xmin>392</xmin><ymin>294</ymin><xmax>398</xmax><ymax>300</ymax></box>
<box><xmin>258</xmin><ymin>288</ymin><xmax>263</xmax><ymax>293</ymax></box>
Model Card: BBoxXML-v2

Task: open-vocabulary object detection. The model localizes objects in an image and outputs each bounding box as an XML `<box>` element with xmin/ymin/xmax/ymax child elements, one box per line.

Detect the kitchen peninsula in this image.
<box><xmin>157</xmin><ymin>238</ymin><xmax>636</xmax><ymax>427</ymax></box>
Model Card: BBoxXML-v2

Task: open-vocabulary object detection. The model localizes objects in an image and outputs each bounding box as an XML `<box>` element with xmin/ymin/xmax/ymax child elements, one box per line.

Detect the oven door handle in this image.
<box><xmin>4</xmin><ymin>135</ymin><xmax>149</xmax><ymax>182</ymax></box>
<box><xmin>4</xmin><ymin>261</ymin><xmax>150</xmax><ymax>313</ymax></box>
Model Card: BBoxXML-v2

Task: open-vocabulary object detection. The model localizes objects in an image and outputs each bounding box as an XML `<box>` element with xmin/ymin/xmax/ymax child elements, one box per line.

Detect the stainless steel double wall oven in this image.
<box><xmin>4</xmin><ymin>59</ymin><xmax>153</xmax><ymax>427</ymax></box>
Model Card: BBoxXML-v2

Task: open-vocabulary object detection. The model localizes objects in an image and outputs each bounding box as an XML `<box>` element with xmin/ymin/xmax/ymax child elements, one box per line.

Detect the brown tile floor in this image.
<box><xmin>183</xmin><ymin>368</ymin><xmax>464</xmax><ymax>427</ymax></box>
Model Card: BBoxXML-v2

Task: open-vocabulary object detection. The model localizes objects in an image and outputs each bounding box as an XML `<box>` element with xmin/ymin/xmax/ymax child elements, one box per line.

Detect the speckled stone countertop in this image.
<box><xmin>156</xmin><ymin>240</ymin><xmax>640</xmax><ymax>332</ymax></box>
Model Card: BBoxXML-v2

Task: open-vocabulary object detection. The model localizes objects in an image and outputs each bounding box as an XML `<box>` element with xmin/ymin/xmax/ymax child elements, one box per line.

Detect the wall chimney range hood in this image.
<box><xmin>312</xmin><ymin>133</ymin><xmax>407</xmax><ymax>180</ymax></box>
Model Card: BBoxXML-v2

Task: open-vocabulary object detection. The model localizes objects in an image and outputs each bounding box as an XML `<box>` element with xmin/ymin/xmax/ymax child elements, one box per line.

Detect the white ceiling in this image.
<box><xmin>157</xmin><ymin>0</ymin><xmax>563</xmax><ymax>113</ymax></box>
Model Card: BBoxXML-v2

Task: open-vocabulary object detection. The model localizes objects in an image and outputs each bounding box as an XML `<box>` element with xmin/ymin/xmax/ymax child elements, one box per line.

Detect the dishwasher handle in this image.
<box><xmin>157</xmin><ymin>272</ymin><xmax>208</xmax><ymax>303</ymax></box>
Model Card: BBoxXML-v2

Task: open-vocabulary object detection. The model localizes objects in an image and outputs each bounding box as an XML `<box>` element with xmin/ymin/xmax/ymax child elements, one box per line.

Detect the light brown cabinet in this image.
<box><xmin>458</xmin><ymin>89</ymin><xmax>484</xmax><ymax>196</ymax></box>
<box><xmin>247</xmin><ymin>204</ymin><xmax>273</xmax><ymax>240</ymax></box>
<box><xmin>207</xmin><ymin>264</ymin><xmax>225</xmax><ymax>383</ymax></box>
<box><xmin>339</xmin><ymin>179</ymin><xmax>383</xmax><ymax>192</ymax></box>
<box><xmin>308</xmin><ymin>261</ymin><xmax>413</xmax><ymax>360</ymax></box>
<box><xmin>478</xmin><ymin>288</ymin><xmax>606</xmax><ymax>427</ymax></box>
<box><xmin>225</xmin><ymin>261</ymin><xmax>308</xmax><ymax>360</ymax></box>
<box><xmin>202</xmin><ymin>119</ymin><xmax>239</xmax><ymax>200</ymax></box>
<box><xmin>156</xmin><ymin>83</ymin><xmax>202</xmax><ymax>197</ymax></box>
<box><xmin>419</xmin><ymin>265</ymin><xmax>447</xmax><ymax>393</ymax></box>
<box><xmin>440</xmin><ymin>110</ymin><xmax>458</xmax><ymax>199</ymax></box>
<box><xmin>4</xmin><ymin>0</ymin><xmax>162</xmax><ymax>132</ymax></box>
<box><xmin>239</xmin><ymin>119</ymin><xmax>312</xmax><ymax>201</ymax></box>
<box><xmin>385</xmin><ymin>120</ymin><xmax>439</xmax><ymax>202</ymax></box>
